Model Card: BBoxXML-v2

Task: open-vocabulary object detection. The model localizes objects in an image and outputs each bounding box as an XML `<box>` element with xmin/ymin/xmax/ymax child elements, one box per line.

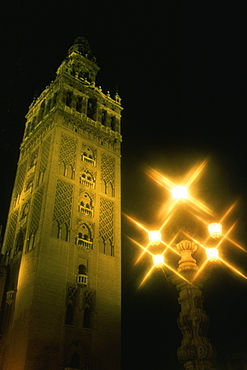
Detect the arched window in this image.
<box><xmin>65</xmin><ymin>302</ymin><xmax>74</xmax><ymax>325</ymax></box>
<box><xmin>108</xmin><ymin>182</ymin><xmax>115</xmax><ymax>197</ymax></box>
<box><xmin>76</xmin><ymin>224</ymin><xmax>93</xmax><ymax>250</ymax></box>
<box><xmin>101</xmin><ymin>110</ymin><xmax>107</xmax><ymax>125</ymax></box>
<box><xmin>52</xmin><ymin>220</ymin><xmax>60</xmax><ymax>239</ymax></box>
<box><xmin>105</xmin><ymin>239</ymin><xmax>114</xmax><ymax>257</ymax></box>
<box><xmin>59</xmin><ymin>161</ymin><xmax>67</xmax><ymax>176</ymax></box>
<box><xmin>83</xmin><ymin>306</ymin><xmax>91</xmax><ymax>329</ymax></box>
<box><xmin>80</xmin><ymin>170</ymin><xmax>95</xmax><ymax>188</ymax></box>
<box><xmin>81</xmin><ymin>147</ymin><xmax>95</xmax><ymax>166</ymax></box>
<box><xmin>99</xmin><ymin>237</ymin><xmax>114</xmax><ymax>257</ymax></box>
<box><xmin>78</xmin><ymin>264</ymin><xmax>87</xmax><ymax>275</ymax></box>
<box><xmin>110</xmin><ymin>115</ymin><xmax>116</xmax><ymax>130</ymax></box>
<box><xmin>99</xmin><ymin>237</ymin><xmax>105</xmax><ymax>254</ymax></box>
<box><xmin>66</xmin><ymin>91</ymin><xmax>73</xmax><ymax>107</ymax></box>
<box><xmin>87</xmin><ymin>98</ymin><xmax>96</xmax><ymax>120</ymax></box>
<box><xmin>60</xmin><ymin>223</ymin><xmax>69</xmax><ymax>241</ymax></box>
<box><xmin>77</xmin><ymin>263</ymin><xmax>88</xmax><ymax>285</ymax></box>
<box><xmin>76</xmin><ymin>96</ymin><xmax>82</xmax><ymax>112</ymax></box>
<box><xmin>78</xmin><ymin>193</ymin><xmax>93</xmax><ymax>217</ymax></box>
<box><xmin>67</xmin><ymin>164</ymin><xmax>75</xmax><ymax>180</ymax></box>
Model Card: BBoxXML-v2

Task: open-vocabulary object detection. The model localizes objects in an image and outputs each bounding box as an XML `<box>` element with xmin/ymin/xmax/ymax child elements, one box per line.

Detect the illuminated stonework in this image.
<box><xmin>0</xmin><ymin>37</ymin><xmax>122</xmax><ymax>370</ymax></box>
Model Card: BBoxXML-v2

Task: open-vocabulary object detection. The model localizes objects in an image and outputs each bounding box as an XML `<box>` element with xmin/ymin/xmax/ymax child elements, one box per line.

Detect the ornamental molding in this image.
<box><xmin>62</xmin><ymin>112</ymin><xmax>122</xmax><ymax>145</ymax></box>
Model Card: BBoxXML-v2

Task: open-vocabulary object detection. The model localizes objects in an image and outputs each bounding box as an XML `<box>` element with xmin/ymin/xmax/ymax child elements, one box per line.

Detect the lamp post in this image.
<box><xmin>126</xmin><ymin>162</ymin><xmax>247</xmax><ymax>369</ymax></box>
<box><xmin>169</xmin><ymin>240</ymin><xmax>216</xmax><ymax>370</ymax></box>
<box><xmin>149</xmin><ymin>225</ymin><xmax>221</xmax><ymax>369</ymax></box>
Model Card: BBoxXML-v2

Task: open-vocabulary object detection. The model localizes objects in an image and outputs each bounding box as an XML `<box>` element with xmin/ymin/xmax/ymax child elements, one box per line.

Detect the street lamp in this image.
<box><xmin>126</xmin><ymin>162</ymin><xmax>247</xmax><ymax>370</ymax></box>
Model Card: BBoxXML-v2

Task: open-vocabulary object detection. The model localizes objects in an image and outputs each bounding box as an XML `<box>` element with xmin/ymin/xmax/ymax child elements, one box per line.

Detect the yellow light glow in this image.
<box><xmin>153</xmin><ymin>254</ymin><xmax>165</xmax><ymax>267</ymax></box>
<box><xmin>126</xmin><ymin>161</ymin><xmax>247</xmax><ymax>286</ymax></box>
<box><xmin>123</xmin><ymin>213</ymin><xmax>150</xmax><ymax>233</ymax></box>
<box><xmin>148</xmin><ymin>230</ymin><xmax>161</xmax><ymax>244</ymax></box>
<box><xmin>206</xmin><ymin>247</ymin><xmax>219</xmax><ymax>261</ymax></box>
<box><xmin>218</xmin><ymin>257</ymin><xmax>247</xmax><ymax>280</ymax></box>
<box><xmin>148</xmin><ymin>162</ymin><xmax>215</xmax><ymax>218</ymax></box>
<box><xmin>208</xmin><ymin>223</ymin><xmax>222</xmax><ymax>239</ymax></box>
<box><xmin>171</xmin><ymin>186</ymin><xmax>188</xmax><ymax>200</ymax></box>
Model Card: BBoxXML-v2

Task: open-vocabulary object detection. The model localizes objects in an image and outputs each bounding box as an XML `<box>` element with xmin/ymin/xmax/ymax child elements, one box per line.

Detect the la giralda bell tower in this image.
<box><xmin>0</xmin><ymin>37</ymin><xmax>122</xmax><ymax>370</ymax></box>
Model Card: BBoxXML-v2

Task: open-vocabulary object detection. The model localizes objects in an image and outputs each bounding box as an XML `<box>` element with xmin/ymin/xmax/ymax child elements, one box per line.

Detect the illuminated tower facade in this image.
<box><xmin>0</xmin><ymin>37</ymin><xmax>122</xmax><ymax>370</ymax></box>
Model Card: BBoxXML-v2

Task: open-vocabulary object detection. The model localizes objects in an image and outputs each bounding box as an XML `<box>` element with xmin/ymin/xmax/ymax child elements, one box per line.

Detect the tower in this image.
<box><xmin>0</xmin><ymin>37</ymin><xmax>122</xmax><ymax>370</ymax></box>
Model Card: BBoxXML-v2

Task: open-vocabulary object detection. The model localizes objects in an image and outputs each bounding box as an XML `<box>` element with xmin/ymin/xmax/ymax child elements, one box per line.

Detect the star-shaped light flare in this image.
<box><xmin>147</xmin><ymin>160</ymin><xmax>215</xmax><ymax>219</ymax></box>
<box><xmin>182</xmin><ymin>221</ymin><xmax>247</xmax><ymax>281</ymax></box>
<box><xmin>125</xmin><ymin>160</ymin><xmax>247</xmax><ymax>286</ymax></box>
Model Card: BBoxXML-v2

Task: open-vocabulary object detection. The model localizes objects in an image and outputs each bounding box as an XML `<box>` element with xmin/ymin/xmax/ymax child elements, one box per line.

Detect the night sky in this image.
<box><xmin>1</xmin><ymin>1</ymin><xmax>247</xmax><ymax>369</ymax></box>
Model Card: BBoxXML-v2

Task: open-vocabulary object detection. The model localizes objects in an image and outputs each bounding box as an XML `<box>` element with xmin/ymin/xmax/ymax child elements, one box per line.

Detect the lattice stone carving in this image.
<box><xmin>53</xmin><ymin>180</ymin><xmax>73</xmax><ymax>225</ymax></box>
<box><xmin>3</xmin><ymin>210</ymin><xmax>19</xmax><ymax>254</ymax></box>
<box><xmin>67</xmin><ymin>285</ymin><xmax>77</xmax><ymax>304</ymax></box>
<box><xmin>101</xmin><ymin>153</ymin><xmax>115</xmax><ymax>184</ymax></box>
<box><xmin>60</xmin><ymin>133</ymin><xmax>77</xmax><ymax>166</ymax></box>
<box><xmin>29</xmin><ymin>187</ymin><xmax>44</xmax><ymax>234</ymax></box>
<box><xmin>84</xmin><ymin>290</ymin><xmax>94</xmax><ymax>310</ymax></box>
<box><xmin>29</xmin><ymin>149</ymin><xmax>38</xmax><ymax>170</ymax></box>
<box><xmin>13</xmin><ymin>160</ymin><xmax>27</xmax><ymax>202</ymax></box>
<box><xmin>40</xmin><ymin>135</ymin><xmax>51</xmax><ymax>172</ymax></box>
<box><xmin>99</xmin><ymin>197</ymin><xmax>114</xmax><ymax>242</ymax></box>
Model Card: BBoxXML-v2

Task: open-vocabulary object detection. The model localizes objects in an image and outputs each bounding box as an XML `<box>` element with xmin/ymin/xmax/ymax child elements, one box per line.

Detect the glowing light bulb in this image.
<box><xmin>153</xmin><ymin>254</ymin><xmax>165</xmax><ymax>267</ymax></box>
<box><xmin>148</xmin><ymin>230</ymin><xmax>161</xmax><ymax>244</ymax></box>
<box><xmin>206</xmin><ymin>247</ymin><xmax>219</xmax><ymax>262</ymax></box>
<box><xmin>171</xmin><ymin>186</ymin><xmax>188</xmax><ymax>200</ymax></box>
<box><xmin>208</xmin><ymin>223</ymin><xmax>222</xmax><ymax>239</ymax></box>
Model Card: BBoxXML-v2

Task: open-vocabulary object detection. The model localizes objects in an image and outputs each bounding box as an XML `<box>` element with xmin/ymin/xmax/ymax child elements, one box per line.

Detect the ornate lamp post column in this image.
<box><xmin>169</xmin><ymin>240</ymin><xmax>216</xmax><ymax>370</ymax></box>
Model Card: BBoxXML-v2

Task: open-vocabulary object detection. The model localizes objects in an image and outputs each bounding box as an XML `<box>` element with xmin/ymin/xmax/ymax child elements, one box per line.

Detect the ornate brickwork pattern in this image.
<box><xmin>13</xmin><ymin>160</ymin><xmax>27</xmax><ymax>201</ymax></box>
<box><xmin>60</xmin><ymin>133</ymin><xmax>77</xmax><ymax>166</ymax></box>
<box><xmin>99</xmin><ymin>197</ymin><xmax>114</xmax><ymax>242</ymax></box>
<box><xmin>101</xmin><ymin>153</ymin><xmax>115</xmax><ymax>185</ymax></box>
<box><xmin>84</xmin><ymin>290</ymin><xmax>94</xmax><ymax>310</ymax></box>
<box><xmin>53</xmin><ymin>180</ymin><xmax>73</xmax><ymax>225</ymax></box>
<box><xmin>66</xmin><ymin>285</ymin><xmax>77</xmax><ymax>304</ymax></box>
<box><xmin>29</xmin><ymin>149</ymin><xmax>38</xmax><ymax>169</ymax></box>
<box><xmin>40</xmin><ymin>135</ymin><xmax>51</xmax><ymax>172</ymax></box>
<box><xmin>3</xmin><ymin>210</ymin><xmax>19</xmax><ymax>253</ymax></box>
<box><xmin>29</xmin><ymin>187</ymin><xmax>44</xmax><ymax>234</ymax></box>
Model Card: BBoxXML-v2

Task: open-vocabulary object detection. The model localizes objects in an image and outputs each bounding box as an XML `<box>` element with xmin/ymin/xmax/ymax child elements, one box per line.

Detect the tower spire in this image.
<box><xmin>68</xmin><ymin>37</ymin><xmax>96</xmax><ymax>62</ymax></box>
<box><xmin>56</xmin><ymin>37</ymin><xmax>100</xmax><ymax>85</ymax></box>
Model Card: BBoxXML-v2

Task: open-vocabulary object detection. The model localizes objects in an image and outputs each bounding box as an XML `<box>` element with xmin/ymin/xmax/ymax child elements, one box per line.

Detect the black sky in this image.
<box><xmin>0</xmin><ymin>1</ymin><xmax>247</xmax><ymax>369</ymax></box>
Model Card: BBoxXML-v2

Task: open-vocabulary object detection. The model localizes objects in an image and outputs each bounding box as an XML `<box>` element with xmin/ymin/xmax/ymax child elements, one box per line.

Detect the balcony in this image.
<box><xmin>80</xmin><ymin>178</ymin><xmax>95</xmax><ymax>189</ymax></box>
<box><xmin>82</xmin><ymin>155</ymin><xmax>95</xmax><ymax>166</ymax></box>
<box><xmin>79</xmin><ymin>206</ymin><xmax>93</xmax><ymax>217</ymax></box>
<box><xmin>76</xmin><ymin>274</ymin><xmax>88</xmax><ymax>286</ymax></box>
<box><xmin>76</xmin><ymin>237</ymin><xmax>93</xmax><ymax>250</ymax></box>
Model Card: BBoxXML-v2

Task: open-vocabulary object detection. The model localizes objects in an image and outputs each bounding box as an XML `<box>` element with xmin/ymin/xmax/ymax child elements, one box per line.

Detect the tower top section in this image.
<box><xmin>68</xmin><ymin>37</ymin><xmax>96</xmax><ymax>63</ymax></box>
<box><xmin>24</xmin><ymin>37</ymin><xmax>122</xmax><ymax>146</ymax></box>
<box><xmin>56</xmin><ymin>37</ymin><xmax>100</xmax><ymax>84</ymax></box>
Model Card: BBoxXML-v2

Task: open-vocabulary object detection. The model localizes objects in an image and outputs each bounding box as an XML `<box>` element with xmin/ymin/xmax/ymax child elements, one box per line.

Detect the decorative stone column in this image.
<box><xmin>169</xmin><ymin>240</ymin><xmax>216</xmax><ymax>370</ymax></box>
